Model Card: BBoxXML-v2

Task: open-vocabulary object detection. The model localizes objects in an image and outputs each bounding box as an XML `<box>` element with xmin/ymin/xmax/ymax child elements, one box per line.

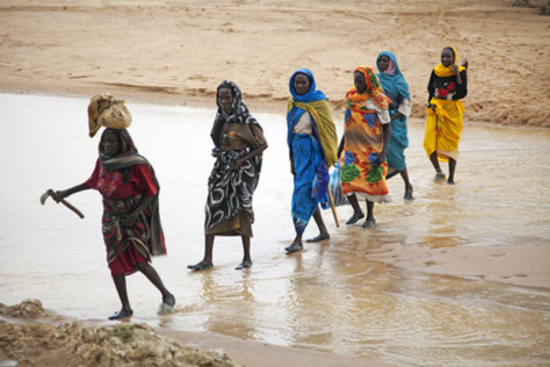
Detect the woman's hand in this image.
<box><xmin>373</xmin><ymin>153</ymin><xmax>386</xmax><ymax>168</ymax></box>
<box><xmin>123</xmin><ymin>213</ymin><xmax>138</xmax><ymax>228</ymax></box>
<box><xmin>229</xmin><ymin>159</ymin><xmax>244</xmax><ymax>172</ymax></box>
<box><xmin>451</xmin><ymin>64</ymin><xmax>459</xmax><ymax>75</ymax></box>
<box><xmin>452</xmin><ymin>64</ymin><xmax>463</xmax><ymax>84</ymax></box>
<box><xmin>54</xmin><ymin>190</ymin><xmax>69</xmax><ymax>202</ymax></box>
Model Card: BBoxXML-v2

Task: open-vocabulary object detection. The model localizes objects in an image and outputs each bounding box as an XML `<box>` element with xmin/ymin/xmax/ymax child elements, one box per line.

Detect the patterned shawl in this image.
<box><xmin>98</xmin><ymin>128</ymin><xmax>165</xmax><ymax>257</ymax></box>
<box><xmin>211</xmin><ymin>81</ymin><xmax>260</xmax><ymax>148</ymax></box>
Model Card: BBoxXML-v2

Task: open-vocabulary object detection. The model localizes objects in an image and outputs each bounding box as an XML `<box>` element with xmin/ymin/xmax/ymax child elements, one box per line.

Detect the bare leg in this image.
<box><xmin>447</xmin><ymin>158</ymin><xmax>457</xmax><ymax>184</ymax></box>
<box><xmin>346</xmin><ymin>194</ymin><xmax>365</xmax><ymax>225</ymax></box>
<box><xmin>307</xmin><ymin>207</ymin><xmax>330</xmax><ymax>242</ymax></box>
<box><xmin>236</xmin><ymin>235</ymin><xmax>253</xmax><ymax>269</ymax></box>
<box><xmin>187</xmin><ymin>234</ymin><xmax>214</xmax><ymax>270</ymax></box>
<box><xmin>362</xmin><ymin>200</ymin><xmax>376</xmax><ymax>228</ymax></box>
<box><xmin>399</xmin><ymin>168</ymin><xmax>414</xmax><ymax>200</ymax></box>
<box><xmin>135</xmin><ymin>262</ymin><xmax>175</xmax><ymax>306</ymax></box>
<box><xmin>109</xmin><ymin>273</ymin><xmax>133</xmax><ymax>320</ymax></box>
<box><xmin>430</xmin><ymin>152</ymin><xmax>445</xmax><ymax>181</ymax></box>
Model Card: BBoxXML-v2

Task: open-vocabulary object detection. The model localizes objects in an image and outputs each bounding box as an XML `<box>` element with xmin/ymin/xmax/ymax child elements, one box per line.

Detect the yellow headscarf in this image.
<box><xmin>433</xmin><ymin>46</ymin><xmax>465</xmax><ymax>78</ymax></box>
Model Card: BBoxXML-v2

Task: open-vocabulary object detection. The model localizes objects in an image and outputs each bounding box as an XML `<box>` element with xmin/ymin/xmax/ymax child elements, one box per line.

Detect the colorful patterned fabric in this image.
<box><xmin>87</xmin><ymin>128</ymin><xmax>166</xmax><ymax>276</ymax></box>
<box><xmin>340</xmin><ymin>66</ymin><xmax>391</xmax><ymax>202</ymax></box>
<box><xmin>322</xmin><ymin>162</ymin><xmax>348</xmax><ymax>208</ymax></box>
<box><xmin>377</xmin><ymin>51</ymin><xmax>411</xmax><ymax>172</ymax></box>
<box><xmin>205</xmin><ymin>81</ymin><xmax>264</xmax><ymax>232</ymax></box>
<box><xmin>287</xmin><ymin>69</ymin><xmax>337</xmax><ymax>234</ymax></box>
<box><xmin>423</xmin><ymin>98</ymin><xmax>464</xmax><ymax>162</ymax></box>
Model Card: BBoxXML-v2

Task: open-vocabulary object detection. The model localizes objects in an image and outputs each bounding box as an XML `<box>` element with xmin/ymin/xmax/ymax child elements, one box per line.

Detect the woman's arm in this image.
<box><xmin>229</xmin><ymin>142</ymin><xmax>268</xmax><ymax>172</ymax></box>
<box><xmin>390</xmin><ymin>111</ymin><xmax>404</xmax><ymax>121</ymax></box>
<box><xmin>427</xmin><ymin>70</ymin><xmax>436</xmax><ymax>107</ymax></box>
<box><xmin>123</xmin><ymin>195</ymin><xmax>154</xmax><ymax>228</ymax></box>
<box><xmin>375</xmin><ymin>123</ymin><xmax>392</xmax><ymax>168</ymax></box>
<box><xmin>454</xmin><ymin>70</ymin><xmax>468</xmax><ymax>99</ymax></box>
<box><xmin>337</xmin><ymin>135</ymin><xmax>345</xmax><ymax>159</ymax></box>
<box><xmin>55</xmin><ymin>182</ymin><xmax>91</xmax><ymax>201</ymax></box>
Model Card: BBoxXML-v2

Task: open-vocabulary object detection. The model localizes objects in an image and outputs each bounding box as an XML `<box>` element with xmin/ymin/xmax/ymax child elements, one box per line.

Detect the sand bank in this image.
<box><xmin>0</xmin><ymin>0</ymin><xmax>549</xmax><ymax>126</ymax></box>
<box><xmin>0</xmin><ymin>301</ymin><xmax>397</xmax><ymax>367</ymax></box>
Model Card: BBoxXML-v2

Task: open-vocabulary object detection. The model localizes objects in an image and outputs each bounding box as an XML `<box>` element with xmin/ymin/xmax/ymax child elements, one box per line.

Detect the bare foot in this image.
<box><xmin>434</xmin><ymin>172</ymin><xmax>446</xmax><ymax>182</ymax></box>
<box><xmin>108</xmin><ymin>308</ymin><xmax>133</xmax><ymax>320</ymax></box>
<box><xmin>346</xmin><ymin>212</ymin><xmax>365</xmax><ymax>225</ymax></box>
<box><xmin>235</xmin><ymin>260</ymin><xmax>253</xmax><ymax>270</ymax></box>
<box><xmin>187</xmin><ymin>261</ymin><xmax>213</xmax><ymax>271</ymax></box>
<box><xmin>362</xmin><ymin>218</ymin><xmax>376</xmax><ymax>228</ymax></box>
<box><xmin>306</xmin><ymin>233</ymin><xmax>330</xmax><ymax>242</ymax></box>
<box><xmin>285</xmin><ymin>242</ymin><xmax>303</xmax><ymax>253</ymax></box>
<box><xmin>404</xmin><ymin>184</ymin><xmax>413</xmax><ymax>200</ymax></box>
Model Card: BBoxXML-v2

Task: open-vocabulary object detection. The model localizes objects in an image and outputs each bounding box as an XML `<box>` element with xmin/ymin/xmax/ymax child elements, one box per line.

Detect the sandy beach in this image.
<box><xmin>1</xmin><ymin>0</ymin><xmax>549</xmax><ymax>126</ymax></box>
<box><xmin>1</xmin><ymin>1</ymin><xmax>550</xmax><ymax>366</ymax></box>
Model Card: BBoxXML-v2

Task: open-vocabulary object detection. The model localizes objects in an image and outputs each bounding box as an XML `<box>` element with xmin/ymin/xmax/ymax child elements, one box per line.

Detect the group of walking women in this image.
<box><xmin>53</xmin><ymin>47</ymin><xmax>467</xmax><ymax>320</ymax></box>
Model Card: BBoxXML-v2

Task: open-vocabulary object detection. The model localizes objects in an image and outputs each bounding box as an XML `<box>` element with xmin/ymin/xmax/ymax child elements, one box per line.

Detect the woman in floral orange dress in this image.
<box><xmin>338</xmin><ymin>66</ymin><xmax>392</xmax><ymax>228</ymax></box>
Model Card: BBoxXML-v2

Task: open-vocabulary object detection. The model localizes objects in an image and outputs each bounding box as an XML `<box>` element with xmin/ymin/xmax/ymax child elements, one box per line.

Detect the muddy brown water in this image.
<box><xmin>1</xmin><ymin>94</ymin><xmax>549</xmax><ymax>366</ymax></box>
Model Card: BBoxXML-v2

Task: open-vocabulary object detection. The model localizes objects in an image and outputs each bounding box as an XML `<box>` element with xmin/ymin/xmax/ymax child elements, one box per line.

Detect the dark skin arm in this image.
<box><xmin>55</xmin><ymin>183</ymin><xmax>91</xmax><ymax>201</ymax></box>
<box><xmin>122</xmin><ymin>195</ymin><xmax>154</xmax><ymax>227</ymax></box>
<box><xmin>374</xmin><ymin>123</ymin><xmax>391</xmax><ymax>168</ymax></box>
<box><xmin>229</xmin><ymin>142</ymin><xmax>268</xmax><ymax>172</ymax></box>
<box><xmin>55</xmin><ymin>181</ymin><xmax>154</xmax><ymax>228</ymax></box>
<box><xmin>390</xmin><ymin>111</ymin><xmax>404</xmax><ymax>121</ymax></box>
<box><xmin>337</xmin><ymin>135</ymin><xmax>345</xmax><ymax>159</ymax></box>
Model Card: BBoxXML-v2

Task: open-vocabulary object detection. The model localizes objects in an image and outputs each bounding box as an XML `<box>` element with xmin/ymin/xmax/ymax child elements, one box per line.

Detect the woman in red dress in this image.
<box><xmin>56</xmin><ymin>128</ymin><xmax>175</xmax><ymax>320</ymax></box>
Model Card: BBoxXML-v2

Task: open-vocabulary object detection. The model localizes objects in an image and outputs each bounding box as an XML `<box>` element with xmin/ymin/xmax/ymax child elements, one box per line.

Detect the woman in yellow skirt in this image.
<box><xmin>423</xmin><ymin>46</ymin><xmax>468</xmax><ymax>184</ymax></box>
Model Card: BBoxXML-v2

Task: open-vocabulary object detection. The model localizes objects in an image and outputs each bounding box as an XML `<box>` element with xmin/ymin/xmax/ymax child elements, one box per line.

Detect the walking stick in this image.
<box><xmin>326</xmin><ymin>188</ymin><xmax>339</xmax><ymax>228</ymax></box>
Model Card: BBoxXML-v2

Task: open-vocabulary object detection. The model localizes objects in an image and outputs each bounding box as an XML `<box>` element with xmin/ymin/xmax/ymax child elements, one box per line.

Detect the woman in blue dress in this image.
<box><xmin>376</xmin><ymin>51</ymin><xmax>413</xmax><ymax>200</ymax></box>
<box><xmin>285</xmin><ymin>69</ymin><xmax>338</xmax><ymax>253</ymax></box>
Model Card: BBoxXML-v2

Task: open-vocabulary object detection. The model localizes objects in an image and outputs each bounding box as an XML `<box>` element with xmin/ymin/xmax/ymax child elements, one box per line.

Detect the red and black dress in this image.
<box><xmin>86</xmin><ymin>128</ymin><xmax>166</xmax><ymax>276</ymax></box>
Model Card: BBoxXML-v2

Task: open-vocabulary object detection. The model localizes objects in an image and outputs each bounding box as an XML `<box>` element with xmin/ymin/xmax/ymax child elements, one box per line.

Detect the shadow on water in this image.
<box><xmin>1</xmin><ymin>95</ymin><xmax>549</xmax><ymax>366</ymax></box>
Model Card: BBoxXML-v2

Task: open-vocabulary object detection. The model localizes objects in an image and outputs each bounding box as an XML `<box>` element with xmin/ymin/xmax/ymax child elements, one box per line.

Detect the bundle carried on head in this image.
<box><xmin>88</xmin><ymin>93</ymin><xmax>132</xmax><ymax>138</ymax></box>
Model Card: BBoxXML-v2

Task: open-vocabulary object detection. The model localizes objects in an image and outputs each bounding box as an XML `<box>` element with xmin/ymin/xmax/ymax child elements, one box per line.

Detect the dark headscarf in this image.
<box><xmin>211</xmin><ymin>81</ymin><xmax>260</xmax><ymax>148</ymax></box>
<box><xmin>99</xmin><ymin>129</ymin><xmax>148</xmax><ymax>170</ymax></box>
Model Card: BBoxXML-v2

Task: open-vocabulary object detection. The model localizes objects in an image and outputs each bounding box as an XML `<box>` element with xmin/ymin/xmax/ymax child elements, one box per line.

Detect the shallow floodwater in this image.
<box><xmin>1</xmin><ymin>94</ymin><xmax>550</xmax><ymax>366</ymax></box>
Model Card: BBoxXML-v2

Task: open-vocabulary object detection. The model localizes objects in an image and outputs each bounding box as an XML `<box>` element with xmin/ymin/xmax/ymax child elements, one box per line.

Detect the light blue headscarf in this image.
<box><xmin>376</xmin><ymin>51</ymin><xmax>410</xmax><ymax>171</ymax></box>
<box><xmin>376</xmin><ymin>51</ymin><xmax>410</xmax><ymax>101</ymax></box>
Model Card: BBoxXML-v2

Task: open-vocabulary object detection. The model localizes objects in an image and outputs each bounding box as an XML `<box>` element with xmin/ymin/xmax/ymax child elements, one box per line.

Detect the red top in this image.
<box><xmin>86</xmin><ymin>159</ymin><xmax>158</xmax><ymax>199</ymax></box>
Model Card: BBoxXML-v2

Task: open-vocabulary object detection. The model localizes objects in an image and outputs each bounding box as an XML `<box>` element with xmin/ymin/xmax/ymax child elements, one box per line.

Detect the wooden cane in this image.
<box><xmin>327</xmin><ymin>188</ymin><xmax>339</xmax><ymax>228</ymax></box>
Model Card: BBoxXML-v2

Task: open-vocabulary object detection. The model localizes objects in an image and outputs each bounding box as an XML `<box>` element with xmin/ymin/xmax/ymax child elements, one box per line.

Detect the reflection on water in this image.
<box><xmin>1</xmin><ymin>94</ymin><xmax>549</xmax><ymax>366</ymax></box>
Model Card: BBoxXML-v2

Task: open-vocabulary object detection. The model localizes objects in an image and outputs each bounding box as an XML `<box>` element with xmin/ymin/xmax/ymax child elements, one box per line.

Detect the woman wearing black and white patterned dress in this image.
<box><xmin>187</xmin><ymin>81</ymin><xmax>268</xmax><ymax>271</ymax></box>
